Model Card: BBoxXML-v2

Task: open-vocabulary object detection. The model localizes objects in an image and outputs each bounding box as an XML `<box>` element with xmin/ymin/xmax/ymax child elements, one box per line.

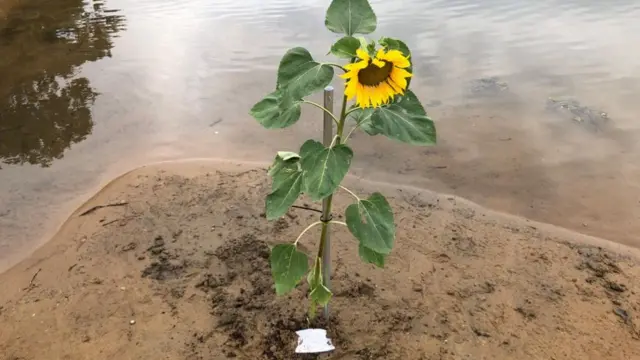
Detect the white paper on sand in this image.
<box><xmin>294</xmin><ymin>329</ymin><xmax>335</xmax><ymax>353</ymax></box>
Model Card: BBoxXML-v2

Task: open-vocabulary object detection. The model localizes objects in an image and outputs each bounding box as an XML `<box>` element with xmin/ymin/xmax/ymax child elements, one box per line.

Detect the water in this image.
<box><xmin>1</xmin><ymin>0</ymin><xmax>640</xmax><ymax>270</ymax></box>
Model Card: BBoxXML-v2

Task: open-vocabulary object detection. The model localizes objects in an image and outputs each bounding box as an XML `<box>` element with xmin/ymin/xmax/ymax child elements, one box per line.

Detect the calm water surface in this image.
<box><xmin>1</xmin><ymin>0</ymin><xmax>640</xmax><ymax>270</ymax></box>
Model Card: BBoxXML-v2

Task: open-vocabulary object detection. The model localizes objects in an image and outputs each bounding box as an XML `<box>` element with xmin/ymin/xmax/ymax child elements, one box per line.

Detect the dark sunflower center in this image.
<box><xmin>357</xmin><ymin>60</ymin><xmax>393</xmax><ymax>86</ymax></box>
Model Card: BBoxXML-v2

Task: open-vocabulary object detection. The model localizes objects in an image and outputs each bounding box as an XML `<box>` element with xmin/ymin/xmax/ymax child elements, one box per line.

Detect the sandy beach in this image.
<box><xmin>1</xmin><ymin>160</ymin><xmax>640</xmax><ymax>359</ymax></box>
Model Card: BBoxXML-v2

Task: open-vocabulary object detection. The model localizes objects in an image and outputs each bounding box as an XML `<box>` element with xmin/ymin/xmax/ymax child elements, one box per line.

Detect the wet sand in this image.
<box><xmin>2</xmin><ymin>160</ymin><xmax>640</xmax><ymax>359</ymax></box>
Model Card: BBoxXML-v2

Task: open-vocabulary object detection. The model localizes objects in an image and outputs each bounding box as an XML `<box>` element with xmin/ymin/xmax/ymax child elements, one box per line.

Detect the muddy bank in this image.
<box><xmin>1</xmin><ymin>161</ymin><xmax>640</xmax><ymax>359</ymax></box>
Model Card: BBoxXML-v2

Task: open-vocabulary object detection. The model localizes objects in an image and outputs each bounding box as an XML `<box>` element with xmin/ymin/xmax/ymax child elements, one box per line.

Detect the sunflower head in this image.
<box><xmin>341</xmin><ymin>47</ymin><xmax>412</xmax><ymax>108</ymax></box>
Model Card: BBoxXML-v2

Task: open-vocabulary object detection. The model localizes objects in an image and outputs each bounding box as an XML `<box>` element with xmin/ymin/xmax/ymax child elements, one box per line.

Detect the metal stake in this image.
<box><xmin>321</xmin><ymin>86</ymin><xmax>334</xmax><ymax>319</ymax></box>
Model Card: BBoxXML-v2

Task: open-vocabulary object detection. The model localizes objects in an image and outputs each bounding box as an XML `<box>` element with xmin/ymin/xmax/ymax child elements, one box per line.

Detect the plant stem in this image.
<box><xmin>343</xmin><ymin>125</ymin><xmax>360</xmax><ymax>144</ymax></box>
<box><xmin>330</xmin><ymin>221</ymin><xmax>347</xmax><ymax>227</ymax></box>
<box><xmin>325</xmin><ymin>63</ymin><xmax>346</xmax><ymax>72</ymax></box>
<box><xmin>294</xmin><ymin>221</ymin><xmax>322</xmax><ymax>245</ymax></box>
<box><xmin>316</xmin><ymin>218</ymin><xmax>331</xmax><ymax>258</ymax></box>
<box><xmin>339</xmin><ymin>185</ymin><xmax>359</xmax><ymax>201</ymax></box>
<box><xmin>303</xmin><ymin>100</ymin><xmax>340</xmax><ymax>125</ymax></box>
<box><xmin>313</xmin><ymin>95</ymin><xmax>349</xmax><ymax>319</ymax></box>
<box><xmin>336</xmin><ymin>95</ymin><xmax>348</xmax><ymax>143</ymax></box>
<box><xmin>344</xmin><ymin>106</ymin><xmax>359</xmax><ymax>117</ymax></box>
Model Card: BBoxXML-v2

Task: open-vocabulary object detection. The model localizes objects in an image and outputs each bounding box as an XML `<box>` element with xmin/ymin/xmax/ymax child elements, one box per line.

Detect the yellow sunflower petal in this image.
<box><xmin>356</xmin><ymin>48</ymin><xmax>370</xmax><ymax>61</ymax></box>
<box><xmin>356</xmin><ymin>84</ymin><xmax>366</xmax><ymax>108</ymax></box>
<box><xmin>390</xmin><ymin>67</ymin><xmax>412</xmax><ymax>90</ymax></box>
<box><xmin>360</xmin><ymin>86</ymin><xmax>372</xmax><ymax>108</ymax></box>
<box><xmin>344</xmin><ymin>79</ymin><xmax>358</xmax><ymax>100</ymax></box>
<box><xmin>371</xmin><ymin>58</ymin><xmax>385</xmax><ymax>68</ymax></box>
<box><xmin>364</xmin><ymin>87</ymin><xmax>374</xmax><ymax>108</ymax></box>
<box><xmin>385</xmin><ymin>78</ymin><xmax>402</xmax><ymax>94</ymax></box>
<box><xmin>392</xmin><ymin>67</ymin><xmax>412</xmax><ymax>80</ymax></box>
<box><xmin>384</xmin><ymin>50</ymin><xmax>411</xmax><ymax>68</ymax></box>
<box><xmin>340</xmin><ymin>71</ymin><xmax>356</xmax><ymax>79</ymax></box>
<box><xmin>344</xmin><ymin>59</ymin><xmax>368</xmax><ymax>71</ymax></box>
<box><xmin>379</xmin><ymin>82</ymin><xmax>395</xmax><ymax>103</ymax></box>
<box><xmin>369</xmin><ymin>88</ymin><xmax>379</xmax><ymax>108</ymax></box>
<box><xmin>374</xmin><ymin>86</ymin><xmax>387</xmax><ymax>107</ymax></box>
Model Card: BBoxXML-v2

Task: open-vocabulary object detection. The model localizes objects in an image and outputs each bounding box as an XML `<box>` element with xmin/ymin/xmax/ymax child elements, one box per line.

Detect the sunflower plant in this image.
<box><xmin>250</xmin><ymin>0</ymin><xmax>436</xmax><ymax>319</ymax></box>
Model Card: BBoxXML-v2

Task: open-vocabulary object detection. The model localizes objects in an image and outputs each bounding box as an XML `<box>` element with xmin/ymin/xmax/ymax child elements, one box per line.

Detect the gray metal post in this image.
<box><xmin>321</xmin><ymin>86</ymin><xmax>334</xmax><ymax>319</ymax></box>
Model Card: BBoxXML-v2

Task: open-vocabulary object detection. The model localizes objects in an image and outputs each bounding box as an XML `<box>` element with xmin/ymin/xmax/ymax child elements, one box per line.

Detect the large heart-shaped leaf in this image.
<box><xmin>395</xmin><ymin>90</ymin><xmax>427</xmax><ymax>115</ymax></box>
<box><xmin>266</xmin><ymin>170</ymin><xmax>302</xmax><ymax>220</ymax></box>
<box><xmin>268</xmin><ymin>152</ymin><xmax>299</xmax><ymax>179</ymax></box>
<box><xmin>277</xmin><ymin>47</ymin><xmax>334</xmax><ymax>100</ymax></box>
<box><xmin>358</xmin><ymin>244</ymin><xmax>386</xmax><ymax>268</ymax></box>
<box><xmin>330</xmin><ymin>36</ymin><xmax>360</xmax><ymax>59</ymax></box>
<box><xmin>266</xmin><ymin>153</ymin><xmax>302</xmax><ymax>219</ymax></box>
<box><xmin>269</xmin><ymin>152</ymin><xmax>300</xmax><ymax>185</ymax></box>
<box><xmin>250</xmin><ymin>90</ymin><xmax>302</xmax><ymax>129</ymax></box>
<box><xmin>325</xmin><ymin>0</ymin><xmax>377</xmax><ymax>36</ymax></box>
<box><xmin>270</xmin><ymin>244</ymin><xmax>309</xmax><ymax>295</ymax></box>
<box><xmin>345</xmin><ymin>192</ymin><xmax>395</xmax><ymax>254</ymax></box>
<box><xmin>371</xmin><ymin>91</ymin><xmax>436</xmax><ymax>145</ymax></box>
<box><xmin>347</xmin><ymin>107</ymin><xmax>378</xmax><ymax>135</ymax></box>
<box><xmin>299</xmin><ymin>140</ymin><xmax>353</xmax><ymax>201</ymax></box>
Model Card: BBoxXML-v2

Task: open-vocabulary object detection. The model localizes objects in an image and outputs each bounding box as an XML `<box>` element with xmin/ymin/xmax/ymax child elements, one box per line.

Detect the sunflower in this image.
<box><xmin>342</xmin><ymin>48</ymin><xmax>412</xmax><ymax>108</ymax></box>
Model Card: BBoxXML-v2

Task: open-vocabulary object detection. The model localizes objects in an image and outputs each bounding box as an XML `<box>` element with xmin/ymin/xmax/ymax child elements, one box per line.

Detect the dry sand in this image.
<box><xmin>1</xmin><ymin>160</ymin><xmax>640</xmax><ymax>359</ymax></box>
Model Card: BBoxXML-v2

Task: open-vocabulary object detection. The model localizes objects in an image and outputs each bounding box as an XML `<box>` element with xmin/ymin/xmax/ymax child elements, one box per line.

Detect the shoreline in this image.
<box><xmin>3</xmin><ymin>157</ymin><xmax>640</xmax><ymax>275</ymax></box>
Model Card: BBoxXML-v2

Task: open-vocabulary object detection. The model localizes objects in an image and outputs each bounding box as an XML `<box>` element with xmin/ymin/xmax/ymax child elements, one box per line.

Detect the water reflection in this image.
<box><xmin>0</xmin><ymin>0</ymin><xmax>125</xmax><ymax>167</ymax></box>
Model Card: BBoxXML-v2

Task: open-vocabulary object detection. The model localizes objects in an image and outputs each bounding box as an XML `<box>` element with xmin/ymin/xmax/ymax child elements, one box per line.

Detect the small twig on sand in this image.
<box><xmin>102</xmin><ymin>218</ymin><xmax>120</xmax><ymax>227</ymax></box>
<box><xmin>24</xmin><ymin>268</ymin><xmax>42</xmax><ymax>291</ymax></box>
<box><xmin>292</xmin><ymin>205</ymin><xmax>323</xmax><ymax>214</ymax></box>
<box><xmin>79</xmin><ymin>201</ymin><xmax>128</xmax><ymax>216</ymax></box>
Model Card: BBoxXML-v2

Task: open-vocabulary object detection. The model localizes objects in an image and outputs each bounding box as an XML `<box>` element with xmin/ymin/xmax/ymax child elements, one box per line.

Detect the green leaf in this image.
<box><xmin>395</xmin><ymin>90</ymin><xmax>427</xmax><ymax>115</ymax></box>
<box><xmin>270</xmin><ymin>244</ymin><xmax>309</xmax><ymax>295</ymax></box>
<box><xmin>345</xmin><ymin>192</ymin><xmax>395</xmax><ymax>254</ymax></box>
<box><xmin>250</xmin><ymin>90</ymin><xmax>302</xmax><ymax>129</ymax></box>
<box><xmin>347</xmin><ymin>107</ymin><xmax>378</xmax><ymax>135</ymax></box>
<box><xmin>277</xmin><ymin>151</ymin><xmax>300</xmax><ymax>161</ymax></box>
<box><xmin>307</xmin><ymin>257</ymin><xmax>332</xmax><ymax>306</ymax></box>
<box><xmin>379</xmin><ymin>37</ymin><xmax>411</xmax><ymax>58</ymax></box>
<box><xmin>266</xmin><ymin>169</ymin><xmax>302</xmax><ymax>220</ymax></box>
<box><xmin>371</xmin><ymin>91</ymin><xmax>436</xmax><ymax>145</ymax></box>
<box><xmin>267</xmin><ymin>153</ymin><xmax>303</xmax><ymax>219</ymax></box>
<box><xmin>310</xmin><ymin>283</ymin><xmax>333</xmax><ymax>306</ymax></box>
<box><xmin>268</xmin><ymin>152</ymin><xmax>299</xmax><ymax>179</ymax></box>
<box><xmin>277</xmin><ymin>47</ymin><xmax>334</xmax><ymax>100</ymax></box>
<box><xmin>299</xmin><ymin>140</ymin><xmax>353</xmax><ymax>201</ymax></box>
<box><xmin>325</xmin><ymin>0</ymin><xmax>377</xmax><ymax>36</ymax></box>
<box><xmin>358</xmin><ymin>244</ymin><xmax>386</xmax><ymax>268</ymax></box>
<box><xmin>330</xmin><ymin>36</ymin><xmax>361</xmax><ymax>59</ymax></box>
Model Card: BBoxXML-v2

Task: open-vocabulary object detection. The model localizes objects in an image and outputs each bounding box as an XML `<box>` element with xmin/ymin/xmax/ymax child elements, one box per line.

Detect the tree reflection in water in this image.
<box><xmin>0</xmin><ymin>0</ymin><xmax>125</xmax><ymax>167</ymax></box>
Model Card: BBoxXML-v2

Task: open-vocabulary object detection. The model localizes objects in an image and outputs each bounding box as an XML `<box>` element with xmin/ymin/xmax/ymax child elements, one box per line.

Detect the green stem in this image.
<box><xmin>343</xmin><ymin>124</ymin><xmax>360</xmax><ymax>144</ymax></box>
<box><xmin>336</xmin><ymin>95</ymin><xmax>349</xmax><ymax>143</ymax></box>
<box><xmin>312</xmin><ymin>94</ymin><xmax>349</xmax><ymax>319</ymax></box>
<box><xmin>344</xmin><ymin>106</ymin><xmax>359</xmax><ymax>117</ymax></box>
<box><xmin>302</xmin><ymin>100</ymin><xmax>340</xmax><ymax>125</ymax></box>
<box><xmin>294</xmin><ymin>221</ymin><xmax>322</xmax><ymax>245</ymax></box>
<box><xmin>325</xmin><ymin>63</ymin><xmax>346</xmax><ymax>72</ymax></box>
<box><xmin>339</xmin><ymin>185</ymin><xmax>359</xmax><ymax>201</ymax></box>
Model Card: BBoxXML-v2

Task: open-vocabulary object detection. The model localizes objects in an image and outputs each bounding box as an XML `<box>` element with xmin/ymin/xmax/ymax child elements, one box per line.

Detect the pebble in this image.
<box><xmin>130</xmin><ymin>320</ymin><xmax>136</xmax><ymax>325</ymax></box>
